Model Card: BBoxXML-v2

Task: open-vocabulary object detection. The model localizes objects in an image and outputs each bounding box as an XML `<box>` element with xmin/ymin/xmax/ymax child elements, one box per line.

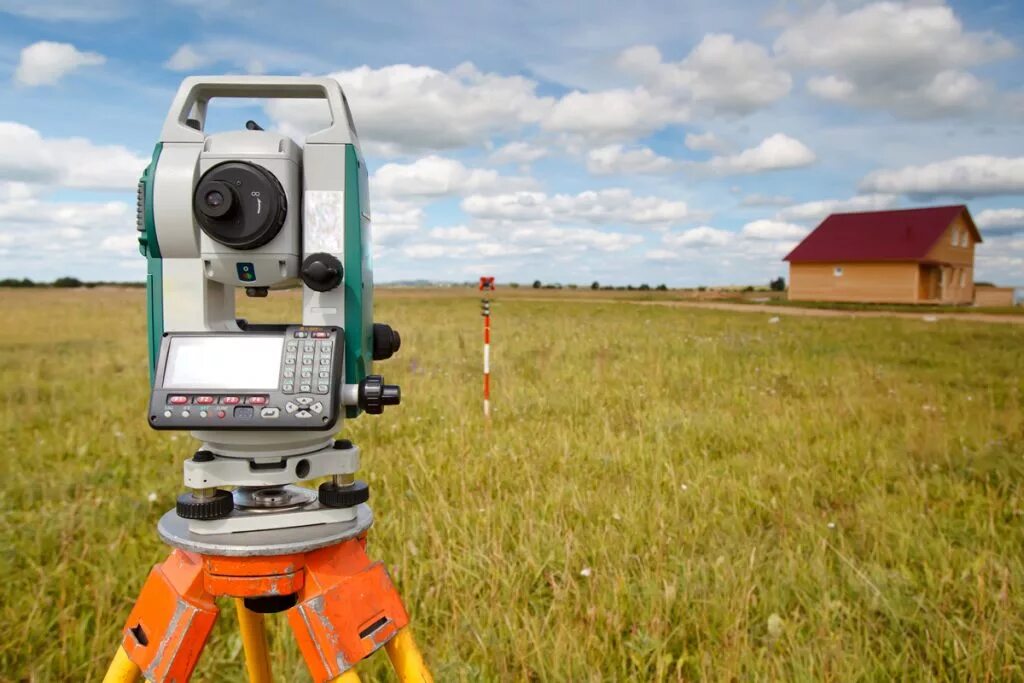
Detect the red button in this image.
<box><xmin>216</xmin><ymin>410</ymin><xmax>226</xmax><ymax>418</ymax></box>
<box><xmin>222</xmin><ymin>396</ymin><xmax>240</xmax><ymax>405</ymax></box>
<box><xmin>169</xmin><ymin>395</ymin><xmax>189</xmax><ymax>405</ymax></box>
<box><xmin>312</xmin><ymin>331</ymin><xmax>329</xmax><ymax>339</ymax></box>
<box><xmin>247</xmin><ymin>396</ymin><xmax>268</xmax><ymax>405</ymax></box>
<box><xmin>196</xmin><ymin>396</ymin><xmax>215</xmax><ymax>405</ymax></box>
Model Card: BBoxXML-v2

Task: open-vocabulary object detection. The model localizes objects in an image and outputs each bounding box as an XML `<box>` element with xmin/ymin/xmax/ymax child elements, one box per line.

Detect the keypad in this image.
<box><xmin>282</xmin><ymin>328</ymin><xmax>335</xmax><ymax>395</ymax></box>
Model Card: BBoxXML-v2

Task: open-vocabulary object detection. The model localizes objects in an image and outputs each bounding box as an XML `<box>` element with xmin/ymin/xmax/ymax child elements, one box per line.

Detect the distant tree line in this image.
<box><xmin>517</xmin><ymin>277</ymin><xmax>787</xmax><ymax>292</ymax></box>
<box><xmin>0</xmin><ymin>277</ymin><xmax>146</xmax><ymax>288</ymax></box>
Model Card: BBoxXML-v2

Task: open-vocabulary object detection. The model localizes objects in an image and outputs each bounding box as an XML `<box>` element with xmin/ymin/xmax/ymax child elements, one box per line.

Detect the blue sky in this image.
<box><xmin>1</xmin><ymin>0</ymin><xmax>1023</xmax><ymax>286</ymax></box>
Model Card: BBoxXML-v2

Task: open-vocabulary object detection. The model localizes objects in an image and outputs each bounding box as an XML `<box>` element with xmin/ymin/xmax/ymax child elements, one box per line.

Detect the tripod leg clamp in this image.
<box><xmin>288</xmin><ymin>539</ymin><xmax>410</xmax><ymax>681</ymax></box>
<box><xmin>119</xmin><ymin>550</ymin><xmax>219</xmax><ymax>682</ymax></box>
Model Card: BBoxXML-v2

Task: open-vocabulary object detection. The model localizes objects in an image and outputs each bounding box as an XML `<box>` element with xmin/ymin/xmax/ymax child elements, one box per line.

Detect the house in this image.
<box><xmin>783</xmin><ymin>205</ymin><xmax>981</xmax><ymax>305</ymax></box>
<box><xmin>974</xmin><ymin>285</ymin><xmax>1016</xmax><ymax>307</ymax></box>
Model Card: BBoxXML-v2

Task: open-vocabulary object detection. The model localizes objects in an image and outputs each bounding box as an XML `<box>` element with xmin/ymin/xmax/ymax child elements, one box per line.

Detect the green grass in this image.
<box><xmin>1</xmin><ymin>288</ymin><xmax>1022</xmax><ymax>681</ymax></box>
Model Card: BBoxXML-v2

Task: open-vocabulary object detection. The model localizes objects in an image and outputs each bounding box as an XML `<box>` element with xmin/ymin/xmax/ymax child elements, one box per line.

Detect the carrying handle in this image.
<box><xmin>160</xmin><ymin>75</ymin><xmax>357</xmax><ymax>145</ymax></box>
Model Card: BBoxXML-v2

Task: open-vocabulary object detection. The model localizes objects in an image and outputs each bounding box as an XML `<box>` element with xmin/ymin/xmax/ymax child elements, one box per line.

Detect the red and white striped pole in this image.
<box><xmin>479</xmin><ymin>276</ymin><xmax>495</xmax><ymax>417</ymax></box>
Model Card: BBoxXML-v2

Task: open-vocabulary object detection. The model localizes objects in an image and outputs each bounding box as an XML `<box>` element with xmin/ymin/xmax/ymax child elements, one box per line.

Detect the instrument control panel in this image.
<box><xmin>148</xmin><ymin>326</ymin><xmax>343</xmax><ymax>430</ymax></box>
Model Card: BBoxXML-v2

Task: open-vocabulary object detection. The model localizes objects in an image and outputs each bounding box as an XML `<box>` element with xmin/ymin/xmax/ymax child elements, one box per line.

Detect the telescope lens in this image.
<box><xmin>193</xmin><ymin>162</ymin><xmax>287</xmax><ymax>250</ymax></box>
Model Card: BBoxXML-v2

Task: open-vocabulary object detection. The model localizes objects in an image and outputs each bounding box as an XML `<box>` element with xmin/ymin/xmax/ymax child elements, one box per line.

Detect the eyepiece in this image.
<box><xmin>195</xmin><ymin>180</ymin><xmax>235</xmax><ymax>220</ymax></box>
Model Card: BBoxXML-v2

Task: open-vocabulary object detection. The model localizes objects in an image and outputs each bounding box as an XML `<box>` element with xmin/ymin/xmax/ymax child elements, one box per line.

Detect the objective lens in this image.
<box><xmin>205</xmin><ymin>190</ymin><xmax>224</xmax><ymax>208</ymax></box>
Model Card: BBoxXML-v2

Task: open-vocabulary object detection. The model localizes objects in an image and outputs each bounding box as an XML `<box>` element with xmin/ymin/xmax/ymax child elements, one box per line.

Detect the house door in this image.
<box><xmin>919</xmin><ymin>266</ymin><xmax>940</xmax><ymax>301</ymax></box>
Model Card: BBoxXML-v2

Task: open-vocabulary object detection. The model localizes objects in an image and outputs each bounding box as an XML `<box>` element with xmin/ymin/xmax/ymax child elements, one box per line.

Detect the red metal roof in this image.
<box><xmin>784</xmin><ymin>205</ymin><xmax>980</xmax><ymax>263</ymax></box>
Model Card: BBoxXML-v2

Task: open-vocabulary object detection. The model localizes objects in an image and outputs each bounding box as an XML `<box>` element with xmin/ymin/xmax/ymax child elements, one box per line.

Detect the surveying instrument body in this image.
<box><xmin>104</xmin><ymin>76</ymin><xmax>432</xmax><ymax>683</ymax></box>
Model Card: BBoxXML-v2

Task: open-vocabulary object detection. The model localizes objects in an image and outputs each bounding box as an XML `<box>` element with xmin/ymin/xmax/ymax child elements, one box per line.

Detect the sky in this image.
<box><xmin>0</xmin><ymin>0</ymin><xmax>1023</xmax><ymax>287</ymax></box>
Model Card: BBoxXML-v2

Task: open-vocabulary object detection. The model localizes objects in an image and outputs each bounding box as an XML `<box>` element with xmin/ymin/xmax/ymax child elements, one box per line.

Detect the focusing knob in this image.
<box><xmin>358</xmin><ymin>375</ymin><xmax>401</xmax><ymax>415</ymax></box>
<box><xmin>176</xmin><ymin>489</ymin><xmax>234</xmax><ymax>520</ymax></box>
<box><xmin>372</xmin><ymin>323</ymin><xmax>401</xmax><ymax>360</ymax></box>
<box><xmin>318</xmin><ymin>480</ymin><xmax>369</xmax><ymax>508</ymax></box>
<box><xmin>301</xmin><ymin>253</ymin><xmax>343</xmax><ymax>292</ymax></box>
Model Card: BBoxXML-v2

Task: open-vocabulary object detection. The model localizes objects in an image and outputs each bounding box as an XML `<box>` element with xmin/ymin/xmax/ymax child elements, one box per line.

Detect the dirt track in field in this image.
<box><xmin>520</xmin><ymin>297</ymin><xmax>1024</xmax><ymax>325</ymax></box>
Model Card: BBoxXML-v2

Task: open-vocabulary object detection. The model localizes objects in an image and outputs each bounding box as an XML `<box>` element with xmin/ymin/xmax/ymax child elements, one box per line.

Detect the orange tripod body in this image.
<box><xmin>104</xmin><ymin>534</ymin><xmax>431</xmax><ymax>682</ymax></box>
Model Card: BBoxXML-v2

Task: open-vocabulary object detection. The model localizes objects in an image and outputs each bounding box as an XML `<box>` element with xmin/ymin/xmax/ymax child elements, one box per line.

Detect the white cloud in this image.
<box><xmin>462</xmin><ymin>188</ymin><xmax>693</xmax><ymax>228</ymax></box>
<box><xmin>0</xmin><ymin>122</ymin><xmax>148</xmax><ymax>190</ymax></box>
<box><xmin>975</xmin><ymin>234</ymin><xmax>1024</xmax><ymax>284</ymax></box>
<box><xmin>860</xmin><ymin>155</ymin><xmax>1024</xmax><ymax>198</ymax></box>
<box><xmin>268</xmin><ymin>63</ymin><xmax>553</xmax><ymax>155</ymax></box>
<box><xmin>547</xmin><ymin>35</ymin><xmax>789</xmax><ymax>143</ymax></box>
<box><xmin>740</xmin><ymin>193</ymin><xmax>792</xmax><ymax>207</ymax></box>
<box><xmin>0</xmin><ymin>0</ymin><xmax>129</xmax><ymax>21</ymax></box>
<box><xmin>163</xmin><ymin>40</ymin><xmax>323</xmax><ymax>75</ymax></box>
<box><xmin>398</xmin><ymin>223</ymin><xmax>642</xmax><ymax>264</ymax></box>
<box><xmin>740</xmin><ymin>219</ymin><xmax>808</xmax><ymax>241</ymax></box>
<box><xmin>684</xmin><ymin>131</ymin><xmax>726</xmax><ymax>152</ymax></box>
<box><xmin>488</xmin><ymin>142</ymin><xmax>548</xmax><ymax>165</ymax></box>
<box><xmin>429</xmin><ymin>225</ymin><xmax>487</xmax><ymax>241</ymax></box>
<box><xmin>775</xmin><ymin>2</ymin><xmax>1015</xmax><ymax>116</ymax></box>
<box><xmin>662</xmin><ymin>226</ymin><xmax>733</xmax><ymax>248</ymax></box>
<box><xmin>14</xmin><ymin>41</ymin><xmax>105</xmax><ymax>86</ymax></box>
<box><xmin>100</xmin><ymin>233</ymin><xmax>140</xmax><ymax>252</ymax></box>
<box><xmin>617</xmin><ymin>36</ymin><xmax>791</xmax><ymax>115</ymax></box>
<box><xmin>0</xmin><ymin>195</ymin><xmax>137</xmax><ymax>274</ymax></box>
<box><xmin>371</xmin><ymin>156</ymin><xmax>533</xmax><ymax>201</ymax></box>
<box><xmin>372</xmin><ymin>206</ymin><xmax>424</xmax><ymax>245</ymax></box>
<box><xmin>707</xmin><ymin>133</ymin><xmax>815</xmax><ymax>175</ymax></box>
<box><xmin>0</xmin><ymin>181</ymin><xmax>37</xmax><ymax>202</ymax></box>
<box><xmin>644</xmin><ymin>219</ymin><xmax>803</xmax><ymax>271</ymax></box>
<box><xmin>806</xmin><ymin>75</ymin><xmax>855</xmax><ymax>101</ymax></box>
<box><xmin>975</xmin><ymin>208</ymin><xmax>1024</xmax><ymax>236</ymax></box>
<box><xmin>776</xmin><ymin>194</ymin><xmax>899</xmax><ymax>223</ymax></box>
<box><xmin>541</xmin><ymin>87</ymin><xmax>683</xmax><ymax>141</ymax></box>
<box><xmin>165</xmin><ymin>44</ymin><xmax>206</xmax><ymax>71</ymax></box>
<box><xmin>587</xmin><ymin>145</ymin><xmax>677</xmax><ymax>175</ymax></box>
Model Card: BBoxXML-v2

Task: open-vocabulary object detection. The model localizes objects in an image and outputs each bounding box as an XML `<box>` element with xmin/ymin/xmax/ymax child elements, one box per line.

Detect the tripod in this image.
<box><xmin>103</xmin><ymin>502</ymin><xmax>432</xmax><ymax>682</ymax></box>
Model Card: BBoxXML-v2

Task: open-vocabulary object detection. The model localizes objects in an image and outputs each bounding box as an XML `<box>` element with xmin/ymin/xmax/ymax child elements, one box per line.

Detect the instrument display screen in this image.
<box><xmin>163</xmin><ymin>336</ymin><xmax>284</xmax><ymax>390</ymax></box>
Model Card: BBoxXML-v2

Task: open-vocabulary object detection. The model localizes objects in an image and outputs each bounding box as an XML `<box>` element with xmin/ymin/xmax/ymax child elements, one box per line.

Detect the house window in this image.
<box><xmin>833</xmin><ymin>266</ymin><xmax>843</xmax><ymax>277</ymax></box>
<box><xmin>951</xmin><ymin>227</ymin><xmax>959</xmax><ymax>246</ymax></box>
<box><xmin>960</xmin><ymin>230</ymin><xmax>969</xmax><ymax>248</ymax></box>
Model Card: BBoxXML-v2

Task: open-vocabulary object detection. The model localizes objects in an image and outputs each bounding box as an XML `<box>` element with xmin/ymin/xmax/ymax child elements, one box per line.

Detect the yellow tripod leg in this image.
<box><xmin>102</xmin><ymin>645</ymin><xmax>141</xmax><ymax>683</ymax></box>
<box><xmin>235</xmin><ymin>598</ymin><xmax>273</xmax><ymax>683</ymax></box>
<box><xmin>385</xmin><ymin>629</ymin><xmax>434</xmax><ymax>683</ymax></box>
<box><xmin>330</xmin><ymin>670</ymin><xmax>362</xmax><ymax>682</ymax></box>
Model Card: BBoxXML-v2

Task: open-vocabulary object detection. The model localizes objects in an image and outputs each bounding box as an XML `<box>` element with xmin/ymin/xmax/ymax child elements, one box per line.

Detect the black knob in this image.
<box><xmin>358</xmin><ymin>375</ymin><xmax>401</xmax><ymax>415</ymax></box>
<box><xmin>192</xmin><ymin>449</ymin><xmax>215</xmax><ymax>462</ymax></box>
<box><xmin>176</xmin><ymin>489</ymin><xmax>234</xmax><ymax>520</ymax></box>
<box><xmin>372</xmin><ymin>323</ymin><xmax>401</xmax><ymax>360</ymax></box>
<box><xmin>301</xmin><ymin>252</ymin><xmax>343</xmax><ymax>292</ymax></box>
<box><xmin>318</xmin><ymin>480</ymin><xmax>369</xmax><ymax>508</ymax></box>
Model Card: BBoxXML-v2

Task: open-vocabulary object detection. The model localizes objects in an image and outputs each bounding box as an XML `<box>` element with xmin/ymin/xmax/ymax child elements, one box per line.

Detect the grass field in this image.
<box><xmin>1</xmin><ymin>287</ymin><xmax>1023</xmax><ymax>681</ymax></box>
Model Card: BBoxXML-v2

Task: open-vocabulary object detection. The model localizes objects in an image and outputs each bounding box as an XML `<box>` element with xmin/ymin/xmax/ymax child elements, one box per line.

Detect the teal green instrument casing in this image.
<box><xmin>137</xmin><ymin>143</ymin><xmax>163</xmax><ymax>384</ymax></box>
<box><xmin>343</xmin><ymin>144</ymin><xmax>374</xmax><ymax>417</ymax></box>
